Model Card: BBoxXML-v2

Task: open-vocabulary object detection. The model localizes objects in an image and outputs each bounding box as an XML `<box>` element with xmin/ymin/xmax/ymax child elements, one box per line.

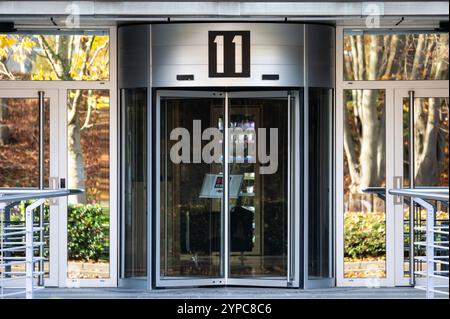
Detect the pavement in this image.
<box><xmin>21</xmin><ymin>286</ymin><xmax>440</xmax><ymax>299</ymax></box>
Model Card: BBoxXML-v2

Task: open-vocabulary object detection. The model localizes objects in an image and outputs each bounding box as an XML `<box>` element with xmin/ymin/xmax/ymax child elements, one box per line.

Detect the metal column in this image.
<box><xmin>408</xmin><ymin>90</ymin><xmax>415</xmax><ymax>286</ymax></box>
<box><xmin>38</xmin><ymin>91</ymin><xmax>45</xmax><ymax>286</ymax></box>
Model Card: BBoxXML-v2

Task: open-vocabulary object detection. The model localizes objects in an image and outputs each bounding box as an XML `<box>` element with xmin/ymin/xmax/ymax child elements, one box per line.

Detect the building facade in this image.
<box><xmin>0</xmin><ymin>1</ymin><xmax>448</xmax><ymax>290</ymax></box>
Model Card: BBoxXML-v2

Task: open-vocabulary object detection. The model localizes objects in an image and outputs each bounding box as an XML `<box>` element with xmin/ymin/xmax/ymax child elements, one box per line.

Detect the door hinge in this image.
<box><xmin>393</xmin><ymin>176</ymin><xmax>403</xmax><ymax>205</ymax></box>
<box><xmin>49</xmin><ymin>176</ymin><xmax>59</xmax><ymax>205</ymax></box>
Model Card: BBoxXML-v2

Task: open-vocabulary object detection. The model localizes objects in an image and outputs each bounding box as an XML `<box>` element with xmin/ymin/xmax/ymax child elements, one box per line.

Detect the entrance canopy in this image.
<box><xmin>0</xmin><ymin>1</ymin><xmax>448</xmax><ymax>27</ymax></box>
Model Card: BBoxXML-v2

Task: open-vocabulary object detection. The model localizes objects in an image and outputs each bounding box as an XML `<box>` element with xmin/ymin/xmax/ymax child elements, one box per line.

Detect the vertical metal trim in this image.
<box><xmin>119</xmin><ymin>89</ymin><xmax>126</xmax><ymax>280</ymax></box>
<box><xmin>287</xmin><ymin>91</ymin><xmax>291</xmax><ymax>284</ymax></box>
<box><xmin>303</xmin><ymin>25</ymin><xmax>310</xmax><ymax>288</ymax></box>
<box><xmin>154</xmin><ymin>92</ymin><xmax>161</xmax><ymax>287</ymax></box>
<box><xmin>223</xmin><ymin>92</ymin><xmax>230</xmax><ymax>283</ymax></box>
<box><xmin>294</xmin><ymin>90</ymin><xmax>301</xmax><ymax>287</ymax></box>
<box><xmin>38</xmin><ymin>90</ymin><xmax>45</xmax><ymax>286</ymax></box>
<box><xmin>147</xmin><ymin>25</ymin><xmax>152</xmax><ymax>290</ymax></box>
<box><xmin>163</xmin><ymin>97</ymin><xmax>168</xmax><ymax>276</ymax></box>
<box><xmin>328</xmin><ymin>88</ymin><xmax>334</xmax><ymax>280</ymax></box>
<box><xmin>408</xmin><ymin>90</ymin><xmax>415</xmax><ymax>286</ymax></box>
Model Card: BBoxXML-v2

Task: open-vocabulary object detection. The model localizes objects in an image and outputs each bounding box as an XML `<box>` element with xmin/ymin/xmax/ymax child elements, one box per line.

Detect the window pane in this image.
<box><xmin>343</xmin><ymin>89</ymin><xmax>386</xmax><ymax>279</ymax></box>
<box><xmin>308</xmin><ymin>88</ymin><xmax>332</xmax><ymax>279</ymax></box>
<box><xmin>413</xmin><ymin>97</ymin><xmax>449</xmax><ymax>187</ymax></box>
<box><xmin>122</xmin><ymin>88</ymin><xmax>148</xmax><ymax>278</ymax></box>
<box><xmin>0</xmin><ymin>32</ymin><xmax>109</xmax><ymax>81</ymax></box>
<box><xmin>0</xmin><ymin>97</ymin><xmax>49</xmax><ymax>187</ymax></box>
<box><xmin>67</xmin><ymin>89</ymin><xmax>110</xmax><ymax>280</ymax></box>
<box><xmin>344</xmin><ymin>31</ymin><xmax>449</xmax><ymax>81</ymax></box>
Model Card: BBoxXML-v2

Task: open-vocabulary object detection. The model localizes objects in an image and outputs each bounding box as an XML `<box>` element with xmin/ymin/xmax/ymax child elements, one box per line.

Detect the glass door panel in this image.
<box><xmin>342</xmin><ymin>89</ymin><xmax>387</xmax><ymax>280</ymax></box>
<box><xmin>395</xmin><ymin>89</ymin><xmax>449</xmax><ymax>286</ymax></box>
<box><xmin>158</xmin><ymin>92</ymin><xmax>225</xmax><ymax>286</ymax></box>
<box><xmin>66</xmin><ymin>89</ymin><xmax>111</xmax><ymax>281</ymax></box>
<box><xmin>0</xmin><ymin>89</ymin><xmax>58</xmax><ymax>286</ymax></box>
<box><xmin>227</xmin><ymin>93</ymin><xmax>291</xmax><ymax>284</ymax></box>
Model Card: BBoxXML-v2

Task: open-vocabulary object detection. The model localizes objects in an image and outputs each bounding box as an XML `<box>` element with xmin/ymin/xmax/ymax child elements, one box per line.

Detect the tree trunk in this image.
<box><xmin>359</xmin><ymin>89</ymin><xmax>379</xmax><ymax>189</ymax></box>
<box><xmin>68</xmin><ymin>113</ymin><xmax>86</xmax><ymax>204</ymax></box>
<box><xmin>411</xmin><ymin>34</ymin><xmax>426</xmax><ymax>80</ymax></box>
<box><xmin>383</xmin><ymin>34</ymin><xmax>399</xmax><ymax>79</ymax></box>
<box><xmin>415</xmin><ymin>98</ymin><xmax>439</xmax><ymax>186</ymax></box>
<box><xmin>66</xmin><ymin>37</ymin><xmax>94</xmax><ymax>203</ymax></box>
<box><xmin>343</xmin><ymin>106</ymin><xmax>360</xmax><ymax>193</ymax></box>
<box><xmin>359</xmin><ymin>36</ymin><xmax>381</xmax><ymax>190</ymax></box>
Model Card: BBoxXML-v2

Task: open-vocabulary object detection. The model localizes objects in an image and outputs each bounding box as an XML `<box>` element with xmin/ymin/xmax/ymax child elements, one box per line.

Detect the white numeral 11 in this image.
<box><xmin>214</xmin><ymin>35</ymin><xmax>224</xmax><ymax>73</ymax></box>
<box><xmin>232</xmin><ymin>35</ymin><xmax>242</xmax><ymax>73</ymax></box>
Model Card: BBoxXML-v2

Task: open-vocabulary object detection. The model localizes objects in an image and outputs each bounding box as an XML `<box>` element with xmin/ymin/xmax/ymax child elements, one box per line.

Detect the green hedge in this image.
<box><xmin>7</xmin><ymin>202</ymin><xmax>108</xmax><ymax>262</ymax></box>
<box><xmin>10</xmin><ymin>202</ymin><xmax>385</xmax><ymax>262</ymax></box>
<box><xmin>67</xmin><ymin>204</ymin><xmax>109</xmax><ymax>262</ymax></box>
<box><xmin>344</xmin><ymin>211</ymin><xmax>386</xmax><ymax>259</ymax></box>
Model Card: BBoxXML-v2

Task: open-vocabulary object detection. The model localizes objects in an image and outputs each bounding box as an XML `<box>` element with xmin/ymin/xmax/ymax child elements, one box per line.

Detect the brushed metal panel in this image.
<box><xmin>119</xmin><ymin>25</ymin><xmax>151</xmax><ymax>88</ymax></box>
<box><xmin>153</xmin><ymin>64</ymin><xmax>303</xmax><ymax>87</ymax></box>
<box><xmin>151</xmin><ymin>23</ymin><xmax>304</xmax><ymax>87</ymax></box>
<box><xmin>306</xmin><ymin>24</ymin><xmax>335</xmax><ymax>88</ymax></box>
<box><xmin>152</xmin><ymin>23</ymin><xmax>303</xmax><ymax>46</ymax></box>
<box><xmin>152</xmin><ymin>45</ymin><xmax>303</xmax><ymax>66</ymax></box>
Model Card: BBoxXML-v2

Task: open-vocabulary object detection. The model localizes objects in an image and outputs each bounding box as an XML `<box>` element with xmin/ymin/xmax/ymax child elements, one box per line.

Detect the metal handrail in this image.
<box><xmin>387</xmin><ymin>188</ymin><xmax>449</xmax><ymax>299</ymax></box>
<box><xmin>0</xmin><ymin>188</ymin><xmax>83</xmax><ymax>203</ymax></box>
<box><xmin>1</xmin><ymin>188</ymin><xmax>83</xmax><ymax>299</ymax></box>
<box><xmin>389</xmin><ymin>188</ymin><xmax>449</xmax><ymax>202</ymax></box>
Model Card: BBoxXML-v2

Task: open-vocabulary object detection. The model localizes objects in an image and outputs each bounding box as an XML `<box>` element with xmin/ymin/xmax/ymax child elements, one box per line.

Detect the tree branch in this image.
<box><xmin>80</xmin><ymin>90</ymin><xmax>94</xmax><ymax>132</ymax></box>
<box><xmin>0</xmin><ymin>61</ymin><xmax>15</xmax><ymax>80</ymax></box>
<box><xmin>38</xmin><ymin>35</ymin><xmax>63</xmax><ymax>80</ymax></box>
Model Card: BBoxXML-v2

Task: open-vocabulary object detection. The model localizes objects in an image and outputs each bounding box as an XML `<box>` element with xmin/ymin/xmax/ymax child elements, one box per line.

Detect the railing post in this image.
<box><xmin>25</xmin><ymin>203</ymin><xmax>34</xmax><ymax>299</ymax></box>
<box><xmin>0</xmin><ymin>202</ymin><xmax>4</xmax><ymax>298</ymax></box>
<box><xmin>38</xmin><ymin>90</ymin><xmax>45</xmax><ymax>286</ymax></box>
<box><xmin>425</xmin><ymin>202</ymin><xmax>435</xmax><ymax>299</ymax></box>
<box><xmin>408</xmin><ymin>90</ymin><xmax>415</xmax><ymax>286</ymax></box>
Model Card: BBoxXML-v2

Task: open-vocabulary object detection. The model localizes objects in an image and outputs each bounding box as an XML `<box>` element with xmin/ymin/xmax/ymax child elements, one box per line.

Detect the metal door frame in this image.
<box><xmin>0</xmin><ymin>88</ymin><xmax>59</xmax><ymax>286</ymax></box>
<box><xmin>393</xmin><ymin>88</ymin><xmax>449</xmax><ymax>286</ymax></box>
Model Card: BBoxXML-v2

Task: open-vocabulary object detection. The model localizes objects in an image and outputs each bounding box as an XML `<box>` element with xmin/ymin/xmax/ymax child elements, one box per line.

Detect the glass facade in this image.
<box><xmin>340</xmin><ymin>29</ymin><xmax>448</xmax><ymax>286</ymax></box>
<box><xmin>3</xmin><ymin>22</ymin><xmax>446</xmax><ymax>291</ymax></box>
<box><xmin>0</xmin><ymin>32</ymin><xmax>110</xmax><ymax>81</ymax></box>
<box><xmin>1</xmin><ymin>29</ymin><xmax>114</xmax><ymax>285</ymax></box>
<box><xmin>344</xmin><ymin>31</ymin><xmax>449</xmax><ymax>81</ymax></box>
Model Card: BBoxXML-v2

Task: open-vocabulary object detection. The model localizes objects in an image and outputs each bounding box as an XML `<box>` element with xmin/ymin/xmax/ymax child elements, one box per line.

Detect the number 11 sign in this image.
<box><xmin>208</xmin><ymin>31</ymin><xmax>250</xmax><ymax>78</ymax></box>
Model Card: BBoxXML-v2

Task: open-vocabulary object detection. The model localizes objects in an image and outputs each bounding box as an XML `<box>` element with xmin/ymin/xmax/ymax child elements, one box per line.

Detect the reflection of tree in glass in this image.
<box><xmin>344</xmin><ymin>90</ymin><xmax>386</xmax><ymax>194</ymax></box>
<box><xmin>0</xmin><ymin>34</ymin><xmax>110</xmax><ymax>204</ymax></box>
<box><xmin>414</xmin><ymin>98</ymin><xmax>449</xmax><ymax>186</ymax></box>
<box><xmin>68</xmin><ymin>90</ymin><xmax>110</xmax><ymax>205</ymax></box>
<box><xmin>0</xmin><ymin>34</ymin><xmax>109</xmax><ymax>81</ymax></box>
<box><xmin>344</xmin><ymin>32</ymin><xmax>449</xmax><ymax>81</ymax></box>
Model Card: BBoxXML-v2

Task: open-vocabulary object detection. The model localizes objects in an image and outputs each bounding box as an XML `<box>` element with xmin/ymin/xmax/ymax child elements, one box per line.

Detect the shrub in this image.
<box><xmin>344</xmin><ymin>211</ymin><xmax>386</xmax><ymax>259</ymax></box>
<box><xmin>67</xmin><ymin>204</ymin><xmax>109</xmax><ymax>262</ymax></box>
<box><xmin>4</xmin><ymin>201</ymin><xmax>108</xmax><ymax>261</ymax></box>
